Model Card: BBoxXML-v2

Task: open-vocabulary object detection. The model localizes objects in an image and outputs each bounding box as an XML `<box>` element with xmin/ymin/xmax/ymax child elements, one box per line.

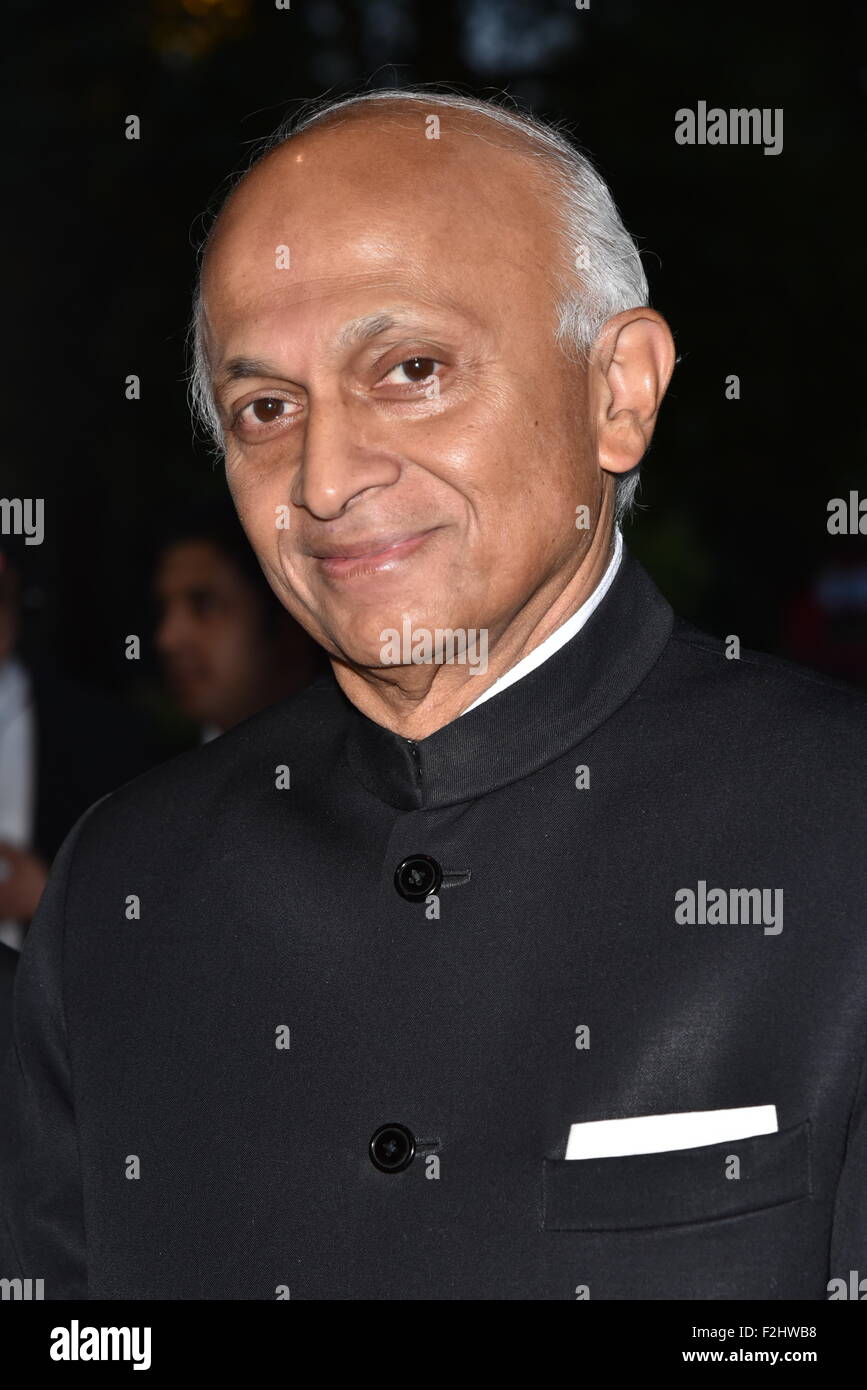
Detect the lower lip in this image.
<box><xmin>317</xmin><ymin>530</ymin><xmax>437</xmax><ymax>579</ymax></box>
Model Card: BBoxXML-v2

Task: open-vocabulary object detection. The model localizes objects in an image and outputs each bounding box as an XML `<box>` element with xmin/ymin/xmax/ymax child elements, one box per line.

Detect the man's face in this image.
<box><xmin>154</xmin><ymin>540</ymin><xmax>270</xmax><ymax>728</ymax></box>
<box><xmin>201</xmin><ymin>112</ymin><xmax>601</xmax><ymax>673</ymax></box>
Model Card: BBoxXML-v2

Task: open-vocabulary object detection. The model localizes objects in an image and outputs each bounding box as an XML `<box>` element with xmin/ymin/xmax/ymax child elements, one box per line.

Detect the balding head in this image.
<box><xmin>200</xmin><ymin>97</ymin><xmax>568</xmax><ymax>399</ymax></box>
<box><xmin>189</xmin><ymin>90</ymin><xmax>674</xmax><ymax>735</ymax></box>
<box><xmin>194</xmin><ymin>93</ymin><xmax>651</xmax><ymax>493</ymax></box>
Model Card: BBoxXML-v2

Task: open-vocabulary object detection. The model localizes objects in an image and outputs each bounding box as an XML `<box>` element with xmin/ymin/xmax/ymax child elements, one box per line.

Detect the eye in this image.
<box><xmin>241</xmin><ymin>397</ymin><xmax>291</xmax><ymax>425</ymax></box>
<box><xmin>190</xmin><ymin>592</ymin><xmax>219</xmax><ymax>619</ymax></box>
<box><xmin>382</xmin><ymin>356</ymin><xmax>441</xmax><ymax>386</ymax></box>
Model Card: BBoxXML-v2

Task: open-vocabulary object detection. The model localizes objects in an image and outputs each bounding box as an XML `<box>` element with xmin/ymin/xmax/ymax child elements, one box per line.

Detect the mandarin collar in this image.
<box><xmin>341</xmin><ymin>547</ymin><xmax>674</xmax><ymax>811</ymax></box>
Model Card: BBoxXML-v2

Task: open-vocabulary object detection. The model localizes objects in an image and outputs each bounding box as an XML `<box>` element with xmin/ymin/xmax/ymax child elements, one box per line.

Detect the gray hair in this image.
<box><xmin>190</xmin><ymin>88</ymin><xmax>651</xmax><ymax>526</ymax></box>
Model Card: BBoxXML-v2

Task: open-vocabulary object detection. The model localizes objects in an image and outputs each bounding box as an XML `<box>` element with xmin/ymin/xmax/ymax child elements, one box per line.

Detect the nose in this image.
<box><xmin>292</xmin><ymin>396</ymin><xmax>402</xmax><ymax>521</ymax></box>
<box><xmin>155</xmin><ymin>603</ymin><xmax>188</xmax><ymax>654</ymax></box>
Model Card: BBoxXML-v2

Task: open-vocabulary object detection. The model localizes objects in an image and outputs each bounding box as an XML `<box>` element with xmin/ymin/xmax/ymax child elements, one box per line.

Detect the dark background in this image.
<box><xmin>4</xmin><ymin>0</ymin><xmax>867</xmax><ymax>713</ymax></box>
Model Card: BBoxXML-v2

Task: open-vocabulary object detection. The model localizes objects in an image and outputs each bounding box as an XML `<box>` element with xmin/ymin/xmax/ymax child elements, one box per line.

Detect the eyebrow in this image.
<box><xmin>213</xmin><ymin>313</ymin><xmax>431</xmax><ymax>396</ymax></box>
<box><xmin>336</xmin><ymin>312</ymin><xmax>404</xmax><ymax>348</ymax></box>
<box><xmin>214</xmin><ymin>356</ymin><xmax>286</xmax><ymax>391</ymax></box>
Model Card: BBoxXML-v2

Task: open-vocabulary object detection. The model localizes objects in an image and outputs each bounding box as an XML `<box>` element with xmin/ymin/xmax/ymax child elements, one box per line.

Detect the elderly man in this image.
<box><xmin>1</xmin><ymin>90</ymin><xmax>865</xmax><ymax>1302</ymax></box>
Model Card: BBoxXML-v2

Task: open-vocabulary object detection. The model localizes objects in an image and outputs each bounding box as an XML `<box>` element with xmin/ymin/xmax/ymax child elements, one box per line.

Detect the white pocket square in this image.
<box><xmin>565</xmin><ymin>1104</ymin><xmax>778</xmax><ymax>1159</ymax></box>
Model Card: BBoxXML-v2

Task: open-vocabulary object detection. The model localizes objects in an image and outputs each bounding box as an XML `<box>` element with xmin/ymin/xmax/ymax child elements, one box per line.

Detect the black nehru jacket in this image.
<box><xmin>1</xmin><ymin>547</ymin><xmax>865</xmax><ymax>1300</ymax></box>
<box><xmin>0</xmin><ymin>945</ymin><xmax>17</xmax><ymax>1061</ymax></box>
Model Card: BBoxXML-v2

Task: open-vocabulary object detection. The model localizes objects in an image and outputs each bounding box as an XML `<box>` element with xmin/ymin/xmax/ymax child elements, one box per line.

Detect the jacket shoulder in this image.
<box><xmin>667</xmin><ymin>615</ymin><xmax>867</xmax><ymax>748</ymax></box>
<box><xmin>72</xmin><ymin>675</ymin><xmax>346</xmax><ymax>845</ymax></box>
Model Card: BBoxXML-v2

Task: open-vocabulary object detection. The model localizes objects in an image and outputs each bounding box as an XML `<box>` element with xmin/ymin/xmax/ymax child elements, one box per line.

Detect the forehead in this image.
<box><xmin>200</xmin><ymin>113</ymin><xmax>563</xmax><ymax>348</ymax></box>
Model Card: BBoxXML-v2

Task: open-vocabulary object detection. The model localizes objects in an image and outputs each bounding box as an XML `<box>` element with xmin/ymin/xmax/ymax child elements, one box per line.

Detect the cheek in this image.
<box><xmin>470</xmin><ymin>447</ymin><xmax>590</xmax><ymax>592</ymax></box>
<box><xmin>461</xmin><ymin>431</ymin><xmax>576</xmax><ymax>540</ymax></box>
<box><xmin>495</xmin><ymin>395</ymin><xmax>595</xmax><ymax>540</ymax></box>
<box><xmin>226</xmin><ymin>468</ymin><xmax>285</xmax><ymax>557</ymax></box>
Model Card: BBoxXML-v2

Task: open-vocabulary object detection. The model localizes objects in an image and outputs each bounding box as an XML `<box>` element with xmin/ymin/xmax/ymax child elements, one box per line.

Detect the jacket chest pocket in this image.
<box><xmin>541</xmin><ymin>1120</ymin><xmax>812</xmax><ymax>1231</ymax></box>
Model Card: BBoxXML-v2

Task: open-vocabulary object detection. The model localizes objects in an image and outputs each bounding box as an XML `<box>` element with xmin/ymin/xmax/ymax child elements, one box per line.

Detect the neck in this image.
<box><xmin>331</xmin><ymin>521</ymin><xmax>618</xmax><ymax>741</ymax></box>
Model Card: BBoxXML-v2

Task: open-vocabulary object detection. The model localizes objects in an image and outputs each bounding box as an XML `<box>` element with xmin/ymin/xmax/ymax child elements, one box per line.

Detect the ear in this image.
<box><xmin>589</xmin><ymin>309</ymin><xmax>676</xmax><ymax>478</ymax></box>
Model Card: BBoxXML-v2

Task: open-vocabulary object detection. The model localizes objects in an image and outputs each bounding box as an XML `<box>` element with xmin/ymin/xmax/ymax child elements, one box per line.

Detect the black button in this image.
<box><xmin>394</xmin><ymin>854</ymin><xmax>442</xmax><ymax>901</ymax></box>
<box><xmin>369</xmin><ymin>1123</ymin><xmax>416</xmax><ymax>1172</ymax></box>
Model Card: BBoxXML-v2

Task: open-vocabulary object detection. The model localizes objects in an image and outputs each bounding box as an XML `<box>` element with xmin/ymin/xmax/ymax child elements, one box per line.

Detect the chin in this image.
<box><xmin>335</xmin><ymin>601</ymin><xmax>471</xmax><ymax>673</ymax></box>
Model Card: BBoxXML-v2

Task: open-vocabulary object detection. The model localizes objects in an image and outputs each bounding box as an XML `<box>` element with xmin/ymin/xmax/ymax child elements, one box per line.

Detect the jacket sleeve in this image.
<box><xmin>0</xmin><ymin>799</ymin><xmax>107</xmax><ymax>1299</ymax></box>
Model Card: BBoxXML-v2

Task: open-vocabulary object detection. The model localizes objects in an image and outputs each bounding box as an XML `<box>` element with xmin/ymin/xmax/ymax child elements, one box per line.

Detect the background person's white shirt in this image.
<box><xmin>0</xmin><ymin>656</ymin><xmax>36</xmax><ymax>952</ymax></box>
<box><xmin>460</xmin><ymin>527</ymin><xmax>624</xmax><ymax>716</ymax></box>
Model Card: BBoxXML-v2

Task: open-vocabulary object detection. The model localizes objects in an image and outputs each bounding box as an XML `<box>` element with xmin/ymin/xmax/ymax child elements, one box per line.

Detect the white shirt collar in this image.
<box><xmin>0</xmin><ymin>655</ymin><xmax>30</xmax><ymax>730</ymax></box>
<box><xmin>459</xmin><ymin>528</ymin><xmax>624</xmax><ymax>717</ymax></box>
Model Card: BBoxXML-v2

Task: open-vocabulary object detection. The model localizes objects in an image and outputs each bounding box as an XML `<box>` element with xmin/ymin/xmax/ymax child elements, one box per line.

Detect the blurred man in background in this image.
<box><xmin>153</xmin><ymin>506</ymin><xmax>324</xmax><ymax>743</ymax></box>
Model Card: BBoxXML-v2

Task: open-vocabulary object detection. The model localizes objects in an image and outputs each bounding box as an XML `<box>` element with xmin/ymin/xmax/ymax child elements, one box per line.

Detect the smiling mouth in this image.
<box><xmin>314</xmin><ymin>529</ymin><xmax>440</xmax><ymax>579</ymax></box>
